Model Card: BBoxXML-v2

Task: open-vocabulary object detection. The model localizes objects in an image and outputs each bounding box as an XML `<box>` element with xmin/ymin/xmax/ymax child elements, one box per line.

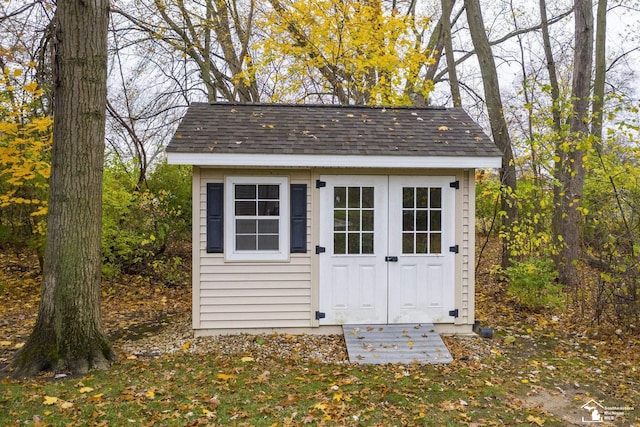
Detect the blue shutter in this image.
<box><xmin>290</xmin><ymin>184</ymin><xmax>307</xmax><ymax>253</ymax></box>
<box><xmin>206</xmin><ymin>183</ymin><xmax>224</xmax><ymax>253</ymax></box>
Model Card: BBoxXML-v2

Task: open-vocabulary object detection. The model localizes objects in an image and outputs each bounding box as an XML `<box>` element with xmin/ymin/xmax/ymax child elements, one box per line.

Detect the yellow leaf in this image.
<box><xmin>217</xmin><ymin>373</ymin><xmax>235</xmax><ymax>381</ymax></box>
<box><xmin>526</xmin><ymin>414</ymin><xmax>545</xmax><ymax>426</ymax></box>
<box><xmin>313</xmin><ymin>402</ymin><xmax>327</xmax><ymax>410</ymax></box>
<box><xmin>438</xmin><ymin>125</ymin><xmax>450</xmax><ymax>131</ymax></box>
<box><xmin>127</xmin><ymin>354</ymin><xmax>138</xmax><ymax>360</ymax></box>
<box><xmin>521</xmin><ymin>379</ymin><xmax>529</xmax><ymax>384</ymax></box>
<box><xmin>43</xmin><ymin>396</ymin><xmax>59</xmax><ymax>405</ymax></box>
<box><xmin>407</xmin><ymin>341</ymin><xmax>414</xmax><ymax>346</ymax></box>
<box><xmin>60</xmin><ymin>401</ymin><xmax>74</xmax><ymax>409</ymax></box>
<box><xmin>44</xmin><ymin>411</ymin><xmax>53</xmax><ymax>416</ymax></box>
<box><xmin>241</xmin><ymin>356</ymin><xmax>255</xmax><ymax>362</ymax></box>
<box><xmin>146</xmin><ymin>390</ymin><xmax>155</xmax><ymax>398</ymax></box>
<box><xmin>0</xmin><ymin>341</ymin><xmax>11</xmax><ymax>346</ymax></box>
<box><xmin>182</xmin><ymin>341</ymin><xmax>191</xmax><ymax>350</ymax></box>
<box><xmin>332</xmin><ymin>393</ymin><xmax>342</xmax><ymax>401</ymax></box>
<box><xmin>79</xmin><ymin>387</ymin><xmax>94</xmax><ymax>393</ymax></box>
<box><xmin>14</xmin><ymin>343</ymin><xmax>24</xmax><ymax>349</ymax></box>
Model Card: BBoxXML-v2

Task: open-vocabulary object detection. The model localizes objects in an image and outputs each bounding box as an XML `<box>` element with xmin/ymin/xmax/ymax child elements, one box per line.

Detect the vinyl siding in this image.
<box><xmin>195</xmin><ymin>168</ymin><xmax>313</xmax><ymax>330</ymax></box>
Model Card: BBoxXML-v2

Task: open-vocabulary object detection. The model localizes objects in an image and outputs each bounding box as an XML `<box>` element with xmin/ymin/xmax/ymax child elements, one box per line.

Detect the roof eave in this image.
<box><xmin>167</xmin><ymin>152</ymin><xmax>503</xmax><ymax>169</ymax></box>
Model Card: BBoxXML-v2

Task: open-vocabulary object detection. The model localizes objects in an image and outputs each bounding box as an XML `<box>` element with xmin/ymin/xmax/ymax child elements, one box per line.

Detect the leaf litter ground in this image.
<box><xmin>1</xmin><ymin>247</ymin><xmax>639</xmax><ymax>426</ymax></box>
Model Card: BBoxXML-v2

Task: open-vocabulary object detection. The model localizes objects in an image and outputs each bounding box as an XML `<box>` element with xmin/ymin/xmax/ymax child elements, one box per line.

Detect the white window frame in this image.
<box><xmin>225</xmin><ymin>176</ymin><xmax>289</xmax><ymax>261</ymax></box>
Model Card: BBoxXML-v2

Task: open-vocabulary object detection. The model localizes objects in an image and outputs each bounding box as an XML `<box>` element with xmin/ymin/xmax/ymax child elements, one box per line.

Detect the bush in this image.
<box><xmin>101</xmin><ymin>160</ymin><xmax>191</xmax><ymax>278</ymax></box>
<box><xmin>503</xmin><ymin>258</ymin><xmax>564</xmax><ymax>311</ymax></box>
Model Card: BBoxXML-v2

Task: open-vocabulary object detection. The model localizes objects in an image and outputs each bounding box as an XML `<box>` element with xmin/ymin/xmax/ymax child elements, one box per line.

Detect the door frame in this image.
<box><xmin>317</xmin><ymin>174</ymin><xmax>457</xmax><ymax>325</ymax></box>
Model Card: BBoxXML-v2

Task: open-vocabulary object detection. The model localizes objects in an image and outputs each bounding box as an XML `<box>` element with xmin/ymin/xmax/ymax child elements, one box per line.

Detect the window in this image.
<box><xmin>333</xmin><ymin>186</ymin><xmax>374</xmax><ymax>255</ymax></box>
<box><xmin>401</xmin><ymin>186</ymin><xmax>442</xmax><ymax>254</ymax></box>
<box><xmin>225</xmin><ymin>176</ymin><xmax>289</xmax><ymax>260</ymax></box>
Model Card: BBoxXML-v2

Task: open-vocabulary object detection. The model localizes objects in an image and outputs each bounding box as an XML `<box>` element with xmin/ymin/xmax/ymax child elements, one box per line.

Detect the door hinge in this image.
<box><xmin>385</xmin><ymin>256</ymin><xmax>399</xmax><ymax>262</ymax></box>
<box><xmin>315</xmin><ymin>311</ymin><xmax>326</xmax><ymax>320</ymax></box>
<box><xmin>450</xmin><ymin>180</ymin><xmax>460</xmax><ymax>189</ymax></box>
<box><xmin>449</xmin><ymin>309</ymin><xmax>459</xmax><ymax>318</ymax></box>
<box><xmin>316</xmin><ymin>180</ymin><xmax>326</xmax><ymax>188</ymax></box>
<box><xmin>315</xmin><ymin>245</ymin><xmax>326</xmax><ymax>254</ymax></box>
<box><xmin>449</xmin><ymin>245</ymin><xmax>459</xmax><ymax>253</ymax></box>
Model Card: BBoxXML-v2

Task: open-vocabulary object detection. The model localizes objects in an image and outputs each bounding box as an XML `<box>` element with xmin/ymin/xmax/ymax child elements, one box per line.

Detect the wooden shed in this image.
<box><xmin>166</xmin><ymin>102</ymin><xmax>502</xmax><ymax>336</ymax></box>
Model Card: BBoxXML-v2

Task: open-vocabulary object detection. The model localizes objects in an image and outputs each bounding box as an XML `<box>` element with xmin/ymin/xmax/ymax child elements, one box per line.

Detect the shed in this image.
<box><xmin>166</xmin><ymin>102</ymin><xmax>502</xmax><ymax>336</ymax></box>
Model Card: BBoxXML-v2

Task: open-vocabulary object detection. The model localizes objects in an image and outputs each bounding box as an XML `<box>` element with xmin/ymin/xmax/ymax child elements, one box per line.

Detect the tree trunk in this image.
<box><xmin>441</xmin><ymin>0</ymin><xmax>461</xmax><ymax>107</ymax></box>
<box><xmin>464</xmin><ymin>0</ymin><xmax>517</xmax><ymax>268</ymax></box>
<box><xmin>554</xmin><ymin>0</ymin><xmax>593</xmax><ymax>287</ymax></box>
<box><xmin>11</xmin><ymin>0</ymin><xmax>114</xmax><ymax>377</ymax></box>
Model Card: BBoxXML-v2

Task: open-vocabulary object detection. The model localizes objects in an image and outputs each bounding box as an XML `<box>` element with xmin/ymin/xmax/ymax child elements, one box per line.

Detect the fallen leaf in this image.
<box><xmin>43</xmin><ymin>396</ymin><xmax>58</xmax><ymax>405</ymax></box>
<box><xmin>79</xmin><ymin>387</ymin><xmax>94</xmax><ymax>394</ymax></box>
<box><xmin>217</xmin><ymin>373</ymin><xmax>235</xmax><ymax>381</ymax></box>
<box><xmin>60</xmin><ymin>401</ymin><xmax>74</xmax><ymax>409</ymax></box>
<box><xmin>526</xmin><ymin>414</ymin><xmax>545</xmax><ymax>426</ymax></box>
<box><xmin>438</xmin><ymin>125</ymin><xmax>450</xmax><ymax>131</ymax></box>
<box><xmin>241</xmin><ymin>356</ymin><xmax>255</xmax><ymax>362</ymax></box>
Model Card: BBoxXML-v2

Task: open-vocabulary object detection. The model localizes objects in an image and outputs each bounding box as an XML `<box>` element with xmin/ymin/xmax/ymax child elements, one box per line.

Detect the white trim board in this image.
<box><xmin>168</xmin><ymin>152</ymin><xmax>502</xmax><ymax>169</ymax></box>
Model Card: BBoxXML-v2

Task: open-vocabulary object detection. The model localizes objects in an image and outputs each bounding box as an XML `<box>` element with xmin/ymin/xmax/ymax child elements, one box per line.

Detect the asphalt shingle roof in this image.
<box><xmin>166</xmin><ymin>102</ymin><xmax>502</xmax><ymax>158</ymax></box>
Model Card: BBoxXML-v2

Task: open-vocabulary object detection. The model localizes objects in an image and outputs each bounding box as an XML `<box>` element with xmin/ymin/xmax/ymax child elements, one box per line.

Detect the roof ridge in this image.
<box><xmin>195</xmin><ymin>101</ymin><xmax>448</xmax><ymax>111</ymax></box>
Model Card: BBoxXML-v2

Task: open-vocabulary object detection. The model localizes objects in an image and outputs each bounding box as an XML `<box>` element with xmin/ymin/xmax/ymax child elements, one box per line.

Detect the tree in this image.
<box><xmin>255</xmin><ymin>0</ymin><xmax>435</xmax><ymax>105</ymax></box>
<box><xmin>464</xmin><ymin>0</ymin><xmax>517</xmax><ymax>268</ymax></box>
<box><xmin>552</xmin><ymin>0</ymin><xmax>593</xmax><ymax>287</ymax></box>
<box><xmin>11</xmin><ymin>0</ymin><xmax>114</xmax><ymax>376</ymax></box>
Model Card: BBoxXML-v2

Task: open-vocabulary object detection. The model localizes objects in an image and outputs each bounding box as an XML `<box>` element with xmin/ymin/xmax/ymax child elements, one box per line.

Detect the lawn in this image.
<box><xmin>1</xmin><ymin>248</ymin><xmax>639</xmax><ymax>426</ymax></box>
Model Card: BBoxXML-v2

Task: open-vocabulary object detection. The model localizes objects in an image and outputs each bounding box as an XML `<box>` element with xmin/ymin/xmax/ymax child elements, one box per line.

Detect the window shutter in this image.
<box><xmin>206</xmin><ymin>183</ymin><xmax>224</xmax><ymax>253</ymax></box>
<box><xmin>290</xmin><ymin>184</ymin><xmax>307</xmax><ymax>253</ymax></box>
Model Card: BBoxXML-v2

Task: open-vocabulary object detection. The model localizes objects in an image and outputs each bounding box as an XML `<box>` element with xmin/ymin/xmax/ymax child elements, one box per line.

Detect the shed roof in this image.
<box><xmin>166</xmin><ymin>103</ymin><xmax>502</xmax><ymax>169</ymax></box>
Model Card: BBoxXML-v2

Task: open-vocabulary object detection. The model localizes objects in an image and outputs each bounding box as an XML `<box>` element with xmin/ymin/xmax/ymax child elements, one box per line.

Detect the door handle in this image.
<box><xmin>385</xmin><ymin>256</ymin><xmax>398</xmax><ymax>262</ymax></box>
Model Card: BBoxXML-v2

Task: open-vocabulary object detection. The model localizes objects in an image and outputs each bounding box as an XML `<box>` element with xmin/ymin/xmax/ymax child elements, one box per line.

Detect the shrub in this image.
<box><xmin>503</xmin><ymin>258</ymin><xmax>564</xmax><ymax>311</ymax></box>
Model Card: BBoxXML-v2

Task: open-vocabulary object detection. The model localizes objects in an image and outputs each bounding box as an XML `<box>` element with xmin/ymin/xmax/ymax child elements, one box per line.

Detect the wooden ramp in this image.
<box><xmin>342</xmin><ymin>323</ymin><xmax>453</xmax><ymax>365</ymax></box>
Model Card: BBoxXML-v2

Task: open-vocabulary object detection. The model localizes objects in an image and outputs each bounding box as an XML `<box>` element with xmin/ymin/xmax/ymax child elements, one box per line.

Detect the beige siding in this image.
<box><xmin>195</xmin><ymin>168</ymin><xmax>313</xmax><ymax>330</ymax></box>
<box><xmin>458</xmin><ymin>170</ymin><xmax>475</xmax><ymax>325</ymax></box>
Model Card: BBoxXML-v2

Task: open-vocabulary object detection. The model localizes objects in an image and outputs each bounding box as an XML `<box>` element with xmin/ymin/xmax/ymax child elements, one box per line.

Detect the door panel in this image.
<box><xmin>388</xmin><ymin>176</ymin><xmax>455</xmax><ymax>323</ymax></box>
<box><xmin>319</xmin><ymin>176</ymin><xmax>388</xmax><ymax>324</ymax></box>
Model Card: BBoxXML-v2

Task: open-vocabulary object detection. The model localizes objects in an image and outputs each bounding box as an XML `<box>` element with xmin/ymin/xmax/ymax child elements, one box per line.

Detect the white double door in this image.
<box><xmin>319</xmin><ymin>175</ymin><xmax>456</xmax><ymax>325</ymax></box>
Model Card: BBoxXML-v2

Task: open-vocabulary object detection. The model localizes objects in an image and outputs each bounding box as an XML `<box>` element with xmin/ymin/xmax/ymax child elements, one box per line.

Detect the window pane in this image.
<box><xmin>362</xmin><ymin>233</ymin><xmax>374</xmax><ymax>254</ymax></box>
<box><xmin>430</xmin><ymin>211</ymin><xmax>441</xmax><ymax>231</ymax></box>
<box><xmin>402</xmin><ymin>187</ymin><xmax>413</xmax><ymax>208</ymax></box>
<box><xmin>258</xmin><ymin>219</ymin><xmax>279</xmax><ymax>233</ymax></box>
<box><xmin>362</xmin><ymin>210</ymin><xmax>374</xmax><ymax>231</ymax></box>
<box><xmin>334</xmin><ymin>210</ymin><xmax>346</xmax><ymax>231</ymax></box>
<box><xmin>430</xmin><ymin>188</ymin><xmax>441</xmax><ymax>208</ymax></box>
<box><xmin>258</xmin><ymin>184</ymin><xmax>279</xmax><ymax>199</ymax></box>
<box><xmin>235</xmin><ymin>184</ymin><xmax>256</xmax><ymax>199</ymax></box>
<box><xmin>430</xmin><ymin>233</ymin><xmax>442</xmax><ymax>253</ymax></box>
<box><xmin>416</xmin><ymin>210</ymin><xmax>428</xmax><ymax>231</ymax></box>
<box><xmin>416</xmin><ymin>187</ymin><xmax>428</xmax><ymax>208</ymax></box>
<box><xmin>348</xmin><ymin>187</ymin><xmax>361</xmax><ymax>208</ymax></box>
<box><xmin>362</xmin><ymin>187</ymin><xmax>374</xmax><ymax>208</ymax></box>
<box><xmin>258</xmin><ymin>235</ymin><xmax>279</xmax><ymax>250</ymax></box>
<box><xmin>416</xmin><ymin>233</ymin><xmax>428</xmax><ymax>254</ymax></box>
<box><xmin>334</xmin><ymin>232</ymin><xmax>346</xmax><ymax>254</ymax></box>
<box><xmin>258</xmin><ymin>200</ymin><xmax>279</xmax><ymax>215</ymax></box>
<box><xmin>236</xmin><ymin>235</ymin><xmax>256</xmax><ymax>250</ymax></box>
<box><xmin>236</xmin><ymin>219</ymin><xmax>256</xmax><ymax>233</ymax></box>
<box><xmin>402</xmin><ymin>233</ymin><xmax>414</xmax><ymax>254</ymax></box>
<box><xmin>348</xmin><ymin>233</ymin><xmax>360</xmax><ymax>254</ymax></box>
<box><xmin>235</xmin><ymin>201</ymin><xmax>256</xmax><ymax>216</ymax></box>
<box><xmin>348</xmin><ymin>210</ymin><xmax>360</xmax><ymax>231</ymax></box>
<box><xmin>402</xmin><ymin>211</ymin><xmax>414</xmax><ymax>231</ymax></box>
<box><xmin>334</xmin><ymin>187</ymin><xmax>346</xmax><ymax>209</ymax></box>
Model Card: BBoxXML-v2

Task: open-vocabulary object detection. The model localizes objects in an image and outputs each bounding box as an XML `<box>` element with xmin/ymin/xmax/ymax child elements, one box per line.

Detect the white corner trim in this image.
<box><xmin>168</xmin><ymin>152</ymin><xmax>502</xmax><ymax>169</ymax></box>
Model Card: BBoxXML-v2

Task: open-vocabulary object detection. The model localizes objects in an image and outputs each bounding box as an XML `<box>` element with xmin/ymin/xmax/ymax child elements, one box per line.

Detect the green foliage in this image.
<box><xmin>101</xmin><ymin>160</ymin><xmax>191</xmax><ymax>278</ymax></box>
<box><xmin>503</xmin><ymin>258</ymin><xmax>563</xmax><ymax>311</ymax></box>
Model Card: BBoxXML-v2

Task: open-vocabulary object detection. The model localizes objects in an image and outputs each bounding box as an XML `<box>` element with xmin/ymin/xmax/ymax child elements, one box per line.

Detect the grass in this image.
<box><xmin>2</xmin><ymin>353</ymin><xmax>547</xmax><ymax>426</ymax></box>
<box><xmin>2</xmin><ymin>246</ymin><xmax>640</xmax><ymax>426</ymax></box>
